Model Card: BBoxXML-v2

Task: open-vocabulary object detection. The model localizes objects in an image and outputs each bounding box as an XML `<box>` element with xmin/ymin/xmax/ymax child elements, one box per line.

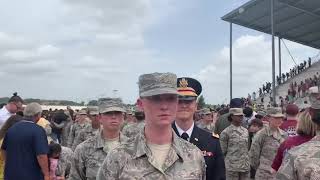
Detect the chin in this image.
<box><xmin>176</xmin><ymin>115</ymin><xmax>191</xmax><ymax>121</ymax></box>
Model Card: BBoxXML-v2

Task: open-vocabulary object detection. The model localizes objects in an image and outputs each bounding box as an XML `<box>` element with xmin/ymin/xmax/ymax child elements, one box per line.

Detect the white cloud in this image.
<box><xmin>196</xmin><ymin>35</ymin><xmax>318</xmax><ymax>104</ymax></box>
<box><xmin>0</xmin><ymin>0</ymin><xmax>178</xmax><ymax>102</ymax></box>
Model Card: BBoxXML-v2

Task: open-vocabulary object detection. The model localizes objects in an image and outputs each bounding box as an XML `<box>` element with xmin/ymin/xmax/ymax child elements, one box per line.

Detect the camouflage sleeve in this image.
<box><xmin>201</xmin><ymin>154</ymin><xmax>206</xmax><ymax>180</ymax></box>
<box><xmin>56</xmin><ymin>148</ymin><xmax>73</xmax><ymax>177</ymax></box>
<box><xmin>96</xmin><ymin>149</ymin><xmax>124</xmax><ymax>180</ymax></box>
<box><xmin>67</xmin><ymin>125</ymin><xmax>75</xmax><ymax>148</ymax></box>
<box><xmin>219</xmin><ymin>130</ymin><xmax>228</xmax><ymax>156</ymax></box>
<box><xmin>249</xmin><ymin>130</ymin><xmax>264</xmax><ymax>170</ymax></box>
<box><xmin>72</xmin><ymin>130</ymin><xmax>84</xmax><ymax>151</ymax></box>
<box><xmin>275</xmin><ymin>152</ymin><xmax>296</xmax><ymax>180</ymax></box>
<box><xmin>121</xmin><ymin>125</ymin><xmax>129</xmax><ymax>137</ymax></box>
<box><xmin>214</xmin><ymin>117</ymin><xmax>220</xmax><ymax>134</ymax></box>
<box><xmin>69</xmin><ymin>145</ymin><xmax>86</xmax><ymax>180</ymax></box>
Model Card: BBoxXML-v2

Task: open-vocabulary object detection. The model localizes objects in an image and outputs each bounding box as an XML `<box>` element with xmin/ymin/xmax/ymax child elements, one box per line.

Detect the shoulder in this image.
<box><xmin>218</xmin><ymin>113</ymin><xmax>229</xmax><ymax>120</ymax></box>
<box><xmin>289</xmin><ymin>140</ymin><xmax>320</xmax><ymax>157</ymax></box>
<box><xmin>61</xmin><ymin>146</ymin><xmax>73</xmax><ymax>155</ymax></box>
<box><xmin>240</xmin><ymin>126</ymin><xmax>248</xmax><ymax>132</ymax></box>
<box><xmin>279</xmin><ymin>128</ymin><xmax>287</xmax><ymax>136</ymax></box>
<box><xmin>221</xmin><ymin>125</ymin><xmax>232</xmax><ymax>133</ymax></box>
<box><xmin>74</xmin><ymin>137</ymin><xmax>95</xmax><ymax>153</ymax></box>
<box><xmin>256</xmin><ymin>127</ymin><xmax>268</xmax><ymax>136</ymax></box>
<box><xmin>197</xmin><ymin>127</ymin><xmax>220</xmax><ymax>142</ymax></box>
<box><xmin>102</xmin><ymin>143</ymin><xmax>132</xmax><ymax>168</ymax></box>
<box><xmin>176</xmin><ymin>137</ymin><xmax>203</xmax><ymax>159</ymax></box>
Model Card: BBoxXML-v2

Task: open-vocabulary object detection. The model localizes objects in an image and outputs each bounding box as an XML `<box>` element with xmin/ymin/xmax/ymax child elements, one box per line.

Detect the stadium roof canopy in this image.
<box><xmin>222</xmin><ymin>0</ymin><xmax>320</xmax><ymax>50</ymax></box>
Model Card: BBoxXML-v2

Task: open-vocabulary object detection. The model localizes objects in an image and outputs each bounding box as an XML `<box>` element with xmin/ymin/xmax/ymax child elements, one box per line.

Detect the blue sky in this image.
<box><xmin>0</xmin><ymin>0</ymin><xmax>318</xmax><ymax>104</ymax></box>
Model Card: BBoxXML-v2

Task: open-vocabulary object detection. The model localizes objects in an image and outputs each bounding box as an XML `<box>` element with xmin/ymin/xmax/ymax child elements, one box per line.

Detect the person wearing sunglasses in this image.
<box><xmin>0</xmin><ymin>92</ymin><xmax>24</xmax><ymax>128</ymax></box>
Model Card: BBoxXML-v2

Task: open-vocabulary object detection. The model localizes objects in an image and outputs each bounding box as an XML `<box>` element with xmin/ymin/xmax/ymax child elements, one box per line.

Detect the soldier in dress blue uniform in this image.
<box><xmin>172</xmin><ymin>77</ymin><xmax>226</xmax><ymax>180</ymax></box>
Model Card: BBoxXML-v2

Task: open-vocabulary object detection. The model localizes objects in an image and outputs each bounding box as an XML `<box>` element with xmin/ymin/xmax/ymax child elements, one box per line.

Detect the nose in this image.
<box><xmin>180</xmin><ymin>102</ymin><xmax>188</xmax><ymax>108</ymax></box>
<box><xmin>159</xmin><ymin>101</ymin><xmax>169</xmax><ymax>110</ymax></box>
<box><xmin>111</xmin><ymin>113</ymin><xmax>117</xmax><ymax>118</ymax></box>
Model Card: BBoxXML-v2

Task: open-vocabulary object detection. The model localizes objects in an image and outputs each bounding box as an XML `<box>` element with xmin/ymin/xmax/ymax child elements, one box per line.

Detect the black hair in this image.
<box><xmin>249</xmin><ymin>118</ymin><xmax>263</xmax><ymax>128</ymax></box>
<box><xmin>243</xmin><ymin>107</ymin><xmax>253</xmax><ymax>117</ymax></box>
<box><xmin>48</xmin><ymin>142</ymin><xmax>62</xmax><ymax>158</ymax></box>
<box><xmin>0</xmin><ymin>103</ymin><xmax>6</xmax><ymax>109</ymax></box>
<box><xmin>135</xmin><ymin>111</ymin><xmax>145</xmax><ymax>121</ymax></box>
<box><xmin>16</xmin><ymin>111</ymin><xmax>24</xmax><ymax>116</ymax></box>
<box><xmin>8</xmin><ymin>92</ymin><xmax>23</xmax><ymax>103</ymax></box>
<box><xmin>255</xmin><ymin>114</ymin><xmax>263</xmax><ymax>119</ymax></box>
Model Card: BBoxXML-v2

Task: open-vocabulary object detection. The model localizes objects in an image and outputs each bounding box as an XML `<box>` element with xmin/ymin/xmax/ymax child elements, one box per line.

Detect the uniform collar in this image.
<box><xmin>174</xmin><ymin>121</ymin><xmax>194</xmax><ymax>139</ymax></box>
<box><xmin>266</xmin><ymin>126</ymin><xmax>286</xmax><ymax>139</ymax></box>
<box><xmin>133</xmin><ymin>128</ymin><xmax>185</xmax><ymax>162</ymax></box>
<box><xmin>94</xmin><ymin>130</ymin><xmax>125</xmax><ymax>149</ymax></box>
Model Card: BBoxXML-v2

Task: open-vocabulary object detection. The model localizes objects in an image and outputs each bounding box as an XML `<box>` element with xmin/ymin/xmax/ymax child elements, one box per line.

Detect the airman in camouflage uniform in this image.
<box><xmin>276</xmin><ymin>135</ymin><xmax>320</xmax><ymax>180</ymax></box>
<box><xmin>121</xmin><ymin>111</ymin><xmax>145</xmax><ymax>138</ymax></box>
<box><xmin>67</xmin><ymin>110</ymin><xmax>90</xmax><ymax>149</ymax></box>
<box><xmin>220</xmin><ymin>108</ymin><xmax>250</xmax><ymax>180</ymax></box>
<box><xmin>97</xmin><ymin>128</ymin><xmax>206</xmax><ymax>180</ymax></box>
<box><xmin>56</xmin><ymin>146</ymin><xmax>73</xmax><ymax>178</ymax></box>
<box><xmin>71</xmin><ymin>107</ymin><xmax>100</xmax><ymax>150</ymax></box>
<box><xmin>97</xmin><ymin>72</ymin><xmax>206</xmax><ymax>180</ymax></box>
<box><xmin>69</xmin><ymin>98</ymin><xmax>127</xmax><ymax>180</ymax></box>
<box><xmin>214</xmin><ymin>98</ymin><xmax>244</xmax><ymax>135</ymax></box>
<box><xmin>249</xmin><ymin>107</ymin><xmax>287</xmax><ymax>180</ymax></box>
<box><xmin>276</xmin><ymin>88</ymin><xmax>320</xmax><ymax>180</ymax></box>
<box><xmin>61</xmin><ymin>110</ymin><xmax>73</xmax><ymax>147</ymax></box>
<box><xmin>197</xmin><ymin>108</ymin><xmax>215</xmax><ymax>133</ymax></box>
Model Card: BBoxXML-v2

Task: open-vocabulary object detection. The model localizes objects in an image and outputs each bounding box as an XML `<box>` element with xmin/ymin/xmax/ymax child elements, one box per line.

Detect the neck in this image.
<box><xmin>269</xmin><ymin>126</ymin><xmax>279</xmax><ymax>132</ymax></box>
<box><xmin>5</xmin><ymin>105</ymin><xmax>12</xmax><ymax>113</ymax></box>
<box><xmin>203</xmin><ymin>120</ymin><xmax>212</xmax><ymax>125</ymax></box>
<box><xmin>175</xmin><ymin>118</ymin><xmax>194</xmax><ymax>131</ymax></box>
<box><xmin>102</xmin><ymin>129</ymin><xmax>119</xmax><ymax>140</ymax></box>
<box><xmin>232</xmin><ymin>121</ymin><xmax>241</xmax><ymax>127</ymax></box>
<box><xmin>145</xmin><ymin>122</ymin><xmax>172</xmax><ymax>145</ymax></box>
<box><xmin>92</xmin><ymin>123</ymin><xmax>100</xmax><ymax>129</ymax></box>
<box><xmin>286</xmin><ymin>115</ymin><xmax>296</xmax><ymax>120</ymax></box>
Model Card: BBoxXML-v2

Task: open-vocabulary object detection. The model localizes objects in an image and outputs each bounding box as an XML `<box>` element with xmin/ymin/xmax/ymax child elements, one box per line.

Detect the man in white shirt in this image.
<box><xmin>172</xmin><ymin>77</ymin><xmax>225</xmax><ymax>180</ymax></box>
<box><xmin>0</xmin><ymin>93</ymin><xmax>23</xmax><ymax>127</ymax></box>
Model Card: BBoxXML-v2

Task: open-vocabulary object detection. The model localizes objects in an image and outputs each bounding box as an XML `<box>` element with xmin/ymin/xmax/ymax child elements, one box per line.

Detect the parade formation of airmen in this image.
<box><xmin>0</xmin><ymin>70</ymin><xmax>320</xmax><ymax>180</ymax></box>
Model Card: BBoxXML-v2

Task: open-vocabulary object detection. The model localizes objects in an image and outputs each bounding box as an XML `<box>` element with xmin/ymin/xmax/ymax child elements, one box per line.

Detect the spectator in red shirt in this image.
<box><xmin>280</xmin><ymin>104</ymin><xmax>299</xmax><ymax>136</ymax></box>
<box><xmin>271</xmin><ymin>110</ymin><xmax>317</xmax><ymax>171</ymax></box>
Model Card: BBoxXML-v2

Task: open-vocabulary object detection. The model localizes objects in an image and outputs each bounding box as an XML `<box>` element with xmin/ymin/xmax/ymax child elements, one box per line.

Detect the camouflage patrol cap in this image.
<box><xmin>309</xmin><ymin>86</ymin><xmax>320</xmax><ymax>109</ymax></box>
<box><xmin>202</xmin><ymin>108</ymin><xmax>211</xmax><ymax>115</ymax></box>
<box><xmin>98</xmin><ymin>98</ymin><xmax>126</xmax><ymax>114</ymax></box>
<box><xmin>87</xmin><ymin>106</ymin><xmax>99</xmax><ymax>115</ymax></box>
<box><xmin>229</xmin><ymin>108</ymin><xmax>244</xmax><ymax>116</ymax></box>
<box><xmin>138</xmin><ymin>72</ymin><xmax>178</xmax><ymax>97</ymax></box>
<box><xmin>267</xmin><ymin>107</ymin><xmax>284</xmax><ymax>118</ymax></box>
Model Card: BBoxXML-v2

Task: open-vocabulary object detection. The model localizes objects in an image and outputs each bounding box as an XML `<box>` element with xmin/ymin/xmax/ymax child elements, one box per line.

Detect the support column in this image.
<box><xmin>230</xmin><ymin>22</ymin><xmax>233</xmax><ymax>101</ymax></box>
<box><xmin>271</xmin><ymin>0</ymin><xmax>276</xmax><ymax>106</ymax></box>
<box><xmin>279</xmin><ymin>37</ymin><xmax>282</xmax><ymax>81</ymax></box>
